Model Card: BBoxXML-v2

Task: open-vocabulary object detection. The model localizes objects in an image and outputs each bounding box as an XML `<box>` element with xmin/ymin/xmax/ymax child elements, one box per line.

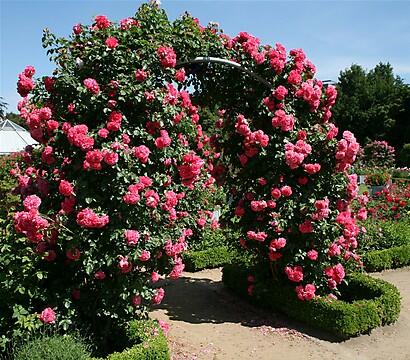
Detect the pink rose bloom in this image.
<box><xmin>250</xmin><ymin>200</ymin><xmax>267</xmax><ymax>212</ymax></box>
<box><xmin>140</xmin><ymin>176</ymin><xmax>153</xmax><ymax>187</ymax></box>
<box><xmin>94</xmin><ymin>15</ymin><xmax>111</xmax><ymax>29</ymax></box>
<box><xmin>246</xmin><ymin>231</ymin><xmax>268</xmax><ymax>242</ymax></box>
<box><xmin>103</xmin><ymin>151</ymin><xmax>119</xmax><ymax>166</ymax></box>
<box><xmin>107</xmin><ymin>111</ymin><xmax>122</xmax><ymax>132</ymax></box>
<box><xmin>44</xmin><ymin>76</ymin><xmax>55</xmax><ymax>92</ymax></box>
<box><xmin>271</xmin><ymin>188</ymin><xmax>281</xmax><ymax>199</ymax></box>
<box><xmin>152</xmin><ymin>288</ymin><xmax>165</xmax><ymax>305</ymax></box>
<box><xmin>145</xmin><ymin>190</ymin><xmax>159</xmax><ymax>208</ymax></box>
<box><xmin>307</xmin><ymin>249</ymin><xmax>318</xmax><ymax>260</ymax></box>
<box><xmin>83</xmin><ymin>78</ymin><xmax>100</xmax><ymax>94</ymax></box>
<box><xmin>73</xmin><ymin>23</ymin><xmax>82</xmax><ymax>34</ymax></box>
<box><xmin>287</xmin><ymin>70</ymin><xmax>302</xmax><ymax>85</ymax></box>
<box><xmin>157</xmin><ymin>46</ymin><xmax>177</xmax><ymax>68</ymax></box>
<box><xmin>124</xmin><ymin>229</ymin><xmax>140</xmax><ymax>246</ymax></box>
<box><xmin>151</xmin><ymin>271</ymin><xmax>160</xmax><ymax>282</ymax></box>
<box><xmin>196</xmin><ymin>217</ymin><xmax>207</xmax><ymax>227</ymax></box>
<box><xmin>269</xmin><ymin>237</ymin><xmax>286</xmax><ymax>251</ymax></box>
<box><xmin>281</xmin><ymin>186</ymin><xmax>292</xmax><ymax>197</ymax></box>
<box><xmin>132</xmin><ymin>294</ymin><xmax>142</xmax><ymax>306</ymax></box>
<box><xmin>135</xmin><ymin>69</ymin><xmax>148</xmax><ymax>82</ymax></box>
<box><xmin>357</xmin><ymin>207</ymin><xmax>367</xmax><ymax>221</ymax></box>
<box><xmin>134</xmin><ymin>145</ymin><xmax>151</xmax><ymax>163</ymax></box>
<box><xmin>118</xmin><ymin>255</ymin><xmax>132</xmax><ymax>273</ymax></box>
<box><xmin>105</xmin><ymin>36</ymin><xmax>118</xmax><ymax>48</ymax></box>
<box><xmin>158</xmin><ymin>320</ymin><xmax>170</xmax><ymax>336</ymax></box>
<box><xmin>98</xmin><ymin>128</ymin><xmax>109</xmax><ymax>138</ymax></box>
<box><xmin>66</xmin><ymin>247</ymin><xmax>81</xmax><ymax>260</ymax></box>
<box><xmin>120</xmin><ymin>17</ymin><xmax>139</xmax><ymax>30</ymax></box>
<box><xmin>304</xmin><ymin>163</ymin><xmax>321</xmax><ymax>175</ymax></box>
<box><xmin>326</xmin><ymin>124</ymin><xmax>339</xmax><ymax>140</ymax></box>
<box><xmin>238</xmin><ymin>154</ymin><xmax>248</xmax><ymax>166</ymax></box>
<box><xmin>296</xmin><ymin>284</ymin><xmax>316</xmax><ymax>301</ymax></box>
<box><xmin>177</xmin><ymin>152</ymin><xmax>205</xmax><ymax>187</ymax></box>
<box><xmin>324</xmin><ymin>263</ymin><xmax>345</xmax><ymax>284</ymax></box>
<box><xmin>39</xmin><ymin>307</ymin><xmax>56</xmax><ymax>324</ymax></box>
<box><xmin>154</xmin><ymin>130</ymin><xmax>172</xmax><ymax>149</ymax></box>
<box><xmin>44</xmin><ymin>250</ymin><xmax>56</xmax><ymax>262</ymax></box>
<box><xmin>76</xmin><ymin>208</ymin><xmax>109</xmax><ymax>228</ymax></box>
<box><xmin>67</xmin><ymin>124</ymin><xmax>94</xmax><ymax>151</ymax></box>
<box><xmin>299</xmin><ymin>220</ymin><xmax>313</xmax><ymax>234</ymax></box>
<box><xmin>122</xmin><ymin>134</ymin><xmax>130</xmax><ymax>144</ymax></box>
<box><xmin>23</xmin><ymin>195</ymin><xmax>41</xmax><ymax>211</ymax></box>
<box><xmin>17</xmin><ymin>73</ymin><xmax>35</xmax><ymax>97</ymax></box>
<box><xmin>23</xmin><ymin>65</ymin><xmax>36</xmax><ymax>78</ymax></box>
<box><xmin>59</xmin><ymin>180</ymin><xmax>74</xmax><ymax>197</ymax></box>
<box><xmin>175</xmin><ymin>68</ymin><xmax>186</xmax><ymax>82</ymax></box>
<box><xmin>94</xmin><ymin>270</ymin><xmax>106</xmax><ymax>280</ymax></box>
<box><xmin>273</xmin><ymin>85</ymin><xmax>288</xmax><ymax>100</ymax></box>
<box><xmin>46</xmin><ymin>120</ymin><xmax>59</xmax><ymax>132</ymax></box>
<box><xmin>123</xmin><ymin>192</ymin><xmax>140</xmax><ymax>205</ymax></box>
<box><xmin>139</xmin><ymin>250</ymin><xmax>151</xmax><ymax>262</ymax></box>
<box><xmin>285</xmin><ymin>265</ymin><xmax>304</xmax><ymax>282</ymax></box>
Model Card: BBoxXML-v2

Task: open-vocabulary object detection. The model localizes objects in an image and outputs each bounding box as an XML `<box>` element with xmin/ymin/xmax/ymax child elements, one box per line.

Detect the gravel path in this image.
<box><xmin>150</xmin><ymin>267</ymin><xmax>410</xmax><ymax>360</ymax></box>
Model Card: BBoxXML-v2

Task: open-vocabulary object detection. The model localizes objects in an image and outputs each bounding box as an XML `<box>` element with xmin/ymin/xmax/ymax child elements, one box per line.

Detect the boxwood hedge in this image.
<box><xmin>12</xmin><ymin>320</ymin><xmax>169</xmax><ymax>360</ymax></box>
<box><xmin>222</xmin><ymin>264</ymin><xmax>401</xmax><ymax>339</ymax></box>
<box><xmin>362</xmin><ymin>244</ymin><xmax>410</xmax><ymax>272</ymax></box>
<box><xmin>183</xmin><ymin>246</ymin><xmax>234</xmax><ymax>272</ymax></box>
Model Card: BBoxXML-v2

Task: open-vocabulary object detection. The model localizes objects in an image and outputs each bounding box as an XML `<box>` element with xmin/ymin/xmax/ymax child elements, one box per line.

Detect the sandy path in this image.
<box><xmin>150</xmin><ymin>267</ymin><xmax>410</xmax><ymax>360</ymax></box>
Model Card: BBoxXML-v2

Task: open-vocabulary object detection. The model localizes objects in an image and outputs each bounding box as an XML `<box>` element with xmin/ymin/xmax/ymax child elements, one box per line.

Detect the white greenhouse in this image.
<box><xmin>0</xmin><ymin>119</ymin><xmax>37</xmax><ymax>155</ymax></box>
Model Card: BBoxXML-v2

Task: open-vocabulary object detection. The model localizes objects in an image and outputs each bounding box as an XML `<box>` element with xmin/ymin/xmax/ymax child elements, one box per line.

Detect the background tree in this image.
<box><xmin>0</xmin><ymin>97</ymin><xmax>7</xmax><ymax>118</ymax></box>
<box><xmin>332</xmin><ymin>63</ymin><xmax>409</xmax><ymax>153</ymax></box>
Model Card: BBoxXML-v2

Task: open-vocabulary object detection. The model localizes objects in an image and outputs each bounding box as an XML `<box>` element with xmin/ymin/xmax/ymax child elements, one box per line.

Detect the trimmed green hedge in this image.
<box><xmin>362</xmin><ymin>244</ymin><xmax>410</xmax><ymax>272</ymax></box>
<box><xmin>183</xmin><ymin>246</ymin><xmax>234</xmax><ymax>272</ymax></box>
<box><xmin>223</xmin><ymin>264</ymin><xmax>401</xmax><ymax>339</ymax></box>
<box><xmin>102</xmin><ymin>320</ymin><xmax>169</xmax><ymax>360</ymax></box>
<box><xmin>13</xmin><ymin>320</ymin><xmax>169</xmax><ymax>360</ymax></box>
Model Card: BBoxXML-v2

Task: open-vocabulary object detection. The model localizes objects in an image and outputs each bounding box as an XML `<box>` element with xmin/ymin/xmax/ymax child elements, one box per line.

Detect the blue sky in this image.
<box><xmin>1</xmin><ymin>0</ymin><xmax>410</xmax><ymax>112</ymax></box>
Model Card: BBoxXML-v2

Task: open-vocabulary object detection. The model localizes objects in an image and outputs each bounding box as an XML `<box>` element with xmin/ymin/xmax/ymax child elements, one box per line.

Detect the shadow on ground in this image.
<box><xmin>154</xmin><ymin>273</ymin><xmax>342</xmax><ymax>342</ymax></box>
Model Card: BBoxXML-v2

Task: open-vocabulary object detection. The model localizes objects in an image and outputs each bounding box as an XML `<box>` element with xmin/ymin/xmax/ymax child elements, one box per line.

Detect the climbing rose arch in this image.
<box><xmin>13</xmin><ymin>2</ymin><xmax>362</xmax><ymax>332</ymax></box>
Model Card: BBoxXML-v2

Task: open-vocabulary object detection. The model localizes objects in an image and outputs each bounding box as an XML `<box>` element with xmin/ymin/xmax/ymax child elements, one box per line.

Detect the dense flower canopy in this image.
<box><xmin>11</xmin><ymin>1</ymin><xmax>362</xmax><ymax>333</ymax></box>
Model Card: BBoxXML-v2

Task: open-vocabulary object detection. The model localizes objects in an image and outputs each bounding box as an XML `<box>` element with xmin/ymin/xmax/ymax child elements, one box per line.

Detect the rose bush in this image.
<box><xmin>361</xmin><ymin>140</ymin><xmax>395</xmax><ymax>168</ymax></box>
<box><xmin>5</xmin><ymin>1</ymin><xmax>363</xmax><ymax>350</ymax></box>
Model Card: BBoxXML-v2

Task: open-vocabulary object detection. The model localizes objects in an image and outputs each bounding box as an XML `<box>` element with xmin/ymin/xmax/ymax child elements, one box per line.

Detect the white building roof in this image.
<box><xmin>0</xmin><ymin>119</ymin><xmax>38</xmax><ymax>155</ymax></box>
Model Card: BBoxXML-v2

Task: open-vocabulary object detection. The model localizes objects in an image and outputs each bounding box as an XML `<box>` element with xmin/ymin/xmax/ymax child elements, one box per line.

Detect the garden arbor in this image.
<box><xmin>9</xmin><ymin>2</ymin><xmax>362</xmax><ymax>344</ymax></box>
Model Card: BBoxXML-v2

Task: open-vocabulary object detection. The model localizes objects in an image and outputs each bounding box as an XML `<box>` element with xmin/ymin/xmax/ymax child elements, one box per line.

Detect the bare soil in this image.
<box><xmin>150</xmin><ymin>266</ymin><xmax>410</xmax><ymax>360</ymax></box>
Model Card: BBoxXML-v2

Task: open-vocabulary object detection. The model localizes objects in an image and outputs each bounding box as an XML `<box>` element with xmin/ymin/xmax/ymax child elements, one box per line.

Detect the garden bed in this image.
<box><xmin>222</xmin><ymin>264</ymin><xmax>401</xmax><ymax>339</ymax></box>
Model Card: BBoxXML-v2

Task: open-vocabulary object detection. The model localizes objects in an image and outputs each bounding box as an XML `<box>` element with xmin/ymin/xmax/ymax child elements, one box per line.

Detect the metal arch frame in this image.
<box><xmin>176</xmin><ymin>56</ymin><xmax>273</xmax><ymax>88</ymax></box>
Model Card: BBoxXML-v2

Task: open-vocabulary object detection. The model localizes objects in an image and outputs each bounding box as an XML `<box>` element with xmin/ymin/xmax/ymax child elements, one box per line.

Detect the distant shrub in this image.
<box><xmin>400</xmin><ymin>144</ymin><xmax>410</xmax><ymax>167</ymax></box>
<box><xmin>365</xmin><ymin>171</ymin><xmax>391</xmax><ymax>186</ymax></box>
<box><xmin>358</xmin><ymin>219</ymin><xmax>410</xmax><ymax>253</ymax></box>
<box><xmin>362</xmin><ymin>140</ymin><xmax>395</xmax><ymax>168</ymax></box>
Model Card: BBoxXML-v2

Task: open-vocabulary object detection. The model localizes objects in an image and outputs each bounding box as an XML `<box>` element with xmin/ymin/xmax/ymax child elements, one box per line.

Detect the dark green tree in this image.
<box><xmin>332</xmin><ymin>63</ymin><xmax>408</xmax><ymax>149</ymax></box>
<box><xmin>0</xmin><ymin>97</ymin><xmax>7</xmax><ymax>118</ymax></box>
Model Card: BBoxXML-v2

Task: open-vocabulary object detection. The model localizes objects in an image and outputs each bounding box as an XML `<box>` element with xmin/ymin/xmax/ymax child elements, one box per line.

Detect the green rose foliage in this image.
<box><xmin>7</xmin><ymin>1</ymin><xmax>363</xmax><ymax>347</ymax></box>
